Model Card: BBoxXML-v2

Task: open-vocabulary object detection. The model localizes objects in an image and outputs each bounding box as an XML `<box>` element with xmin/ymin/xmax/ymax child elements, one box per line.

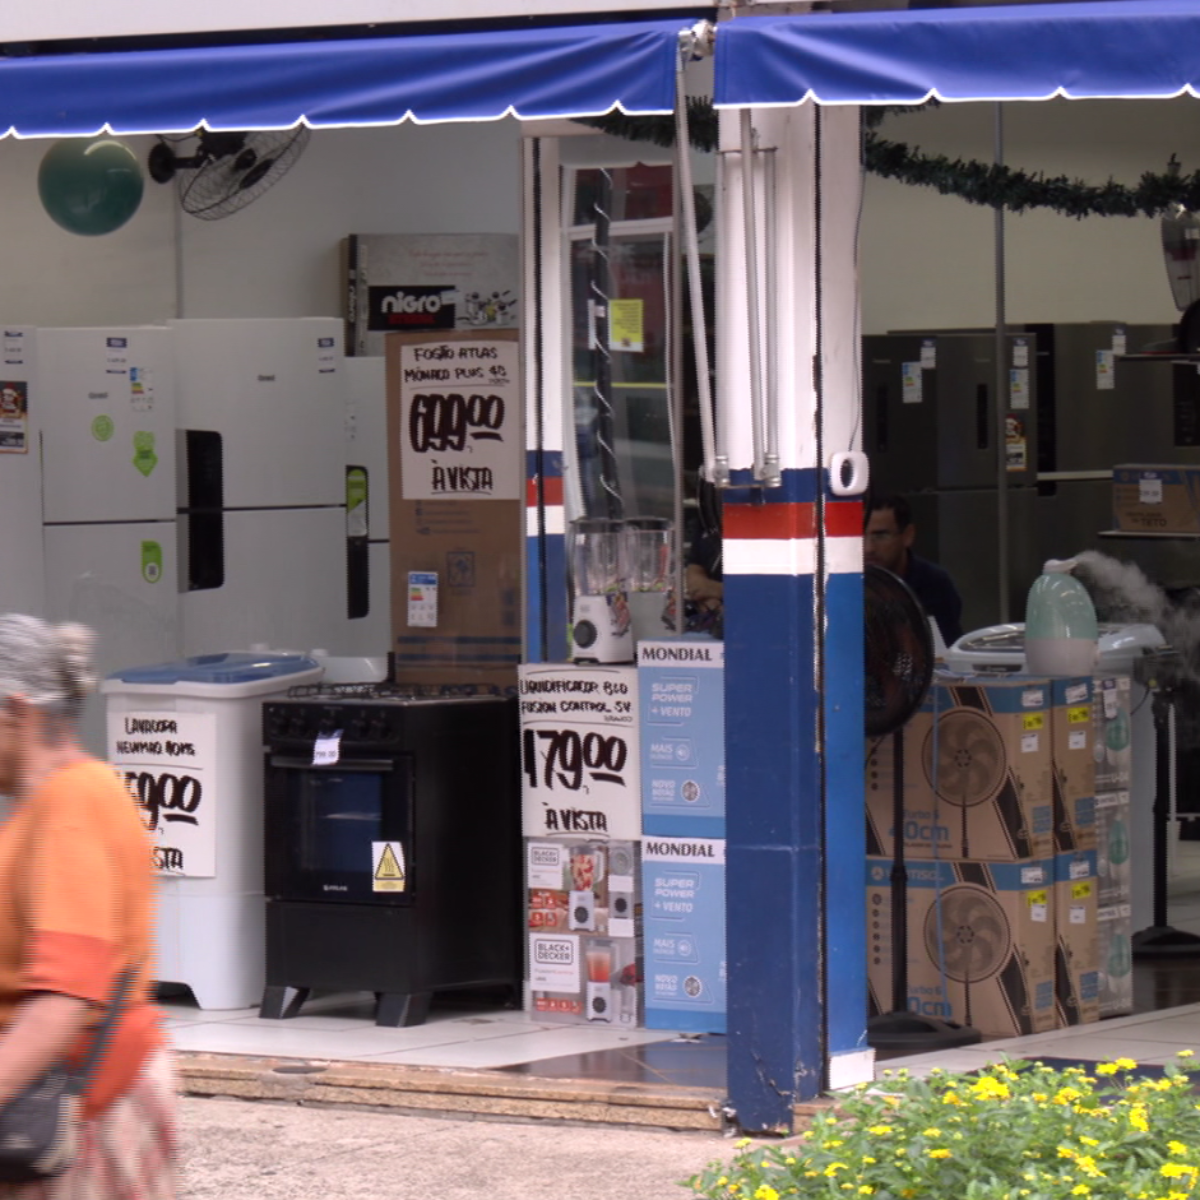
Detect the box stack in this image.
<box><xmin>1093</xmin><ymin>675</ymin><xmax>1135</xmax><ymax>1018</ymax></box>
<box><xmin>866</xmin><ymin>675</ymin><xmax>1059</xmax><ymax>1038</ymax></box>
<box><xmin>638</xmin><ymin>637</ymin><xmax>727</xmax><ymax>1033</ymax></box>
<box><xmin>1050</xmin><ymin>678</ymin><xmax>1100</xmax><ymax>1027</ymax></box>
<box><xmin>519</xmin><ymin>663</ymin><xmax>643</xmax><ymax>1027</ymax></box>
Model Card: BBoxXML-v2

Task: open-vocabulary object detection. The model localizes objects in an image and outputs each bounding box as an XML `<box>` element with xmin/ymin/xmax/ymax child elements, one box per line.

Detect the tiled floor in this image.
<box><xmin>160</xmin><ymin>840</ymin><xmax>1200</xmax><ymax>1095</ymax></box>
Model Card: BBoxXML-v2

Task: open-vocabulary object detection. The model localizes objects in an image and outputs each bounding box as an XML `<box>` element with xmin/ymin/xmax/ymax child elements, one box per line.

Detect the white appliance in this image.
<box><xmin>0</xmin><ymin>328</ymin><xmax>45</xmax><ymax>617</ymax></box>
<box><xmin>946</xmin><ymin>621</ymin><xmax>1167</xmax><ymax>931</ymax></box>
<box><xmin>343</xmin><ymin>357</ymin><xmax>391</xmax><ymax>657</ymax></box>
<box><xmin>103</xmin><ymin>652</ymin><xmax>325</xmax><ymax>1010</ymax></box>
<box><xmin>38</xmin><ymin>326</ymin><xmax>179</xmax><ymax>754</ymax></box>
<box><xmin>172</xmin><ymin>319</ymin><xmax>347</xmax><ymax>657</ymax></box>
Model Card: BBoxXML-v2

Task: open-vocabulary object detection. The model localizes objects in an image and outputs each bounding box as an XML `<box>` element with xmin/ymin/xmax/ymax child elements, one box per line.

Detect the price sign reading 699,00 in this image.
<box><xmin>523</xmin><ymin>728</ymin><xmax>628</xmax><ymax>793</ymax></box>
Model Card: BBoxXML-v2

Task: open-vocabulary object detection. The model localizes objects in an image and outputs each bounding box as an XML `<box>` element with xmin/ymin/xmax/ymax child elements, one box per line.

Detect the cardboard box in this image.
<box><xmin>638</xmin><ymin>637</ymin><xmax>725</xmax><ymax>839</ymax></box>
<box><xmin>386</xmin><ymin>331</ymin><xmax>522</xmax><ymax>688</ymax></box>
<box><xmin>1050</xmin><ymin>677</ymin><xmax>1097</xmax><ymax>854</ymax></box>
<box><xmin>528</xmin><ymin>932</ymin><xmax>641</xmax><ymax>1026</ymax></box>
<box><xmin>1113</xmin><ymin>465</ymin><xmax>1200</xmax><ymax>535</ymax></box>
<box><xmin>525</xmin><ymin>838</ymin><xmax>640</xmax><ymax>940</ymax></box>
<box><xmin>1093</xmin><ymin>676</ymin><xmax>1133</xmax><ymax>792</ymax></box>
<box><xmin>641</xmin><ymin>837</ymin><xmax>726</xmax><ymax>1033</ymax></box>
<box><xmin>1095</xmin><ymin>790</ymin><xmax>1132</xmax><ymax>906</ymax></box>
<box><xmin>344</xmin><ymin>233</ymin><xmax>519</xmax><ymax>357</ymax></box>
<box><xmin>866</xmin><ymin>856</ymin><xmax>1057</xmax><ymax>1039</ymax></box>
<box><xmin>520</xmin><ymin>664</ymin><xmax>642</xmax><ymax>841</ymax></box>
<box><xmin>1098</xmin><ymin>903</ymin><xmax>1134</xmax><ymax>1018</ymax></box>
<box><xmin>1054</xmin><ymin>850</ymin><xmax>1100</xmax><ymax>1027</ymax></box>
<box><xmin>866</xmin><ymin>675</ymin><xmax>1054</xmax><ymax>862</ymax></box>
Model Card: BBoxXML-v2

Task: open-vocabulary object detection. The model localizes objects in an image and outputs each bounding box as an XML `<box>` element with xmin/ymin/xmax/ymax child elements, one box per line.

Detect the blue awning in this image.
<box><xmin>0</xmin><ymin>17</ymin><xmax>688</xmax><ymax>137</ymax></box>
<box><xmin>714</xmin><ymin>0</ymin><xmax>1200</xmax><ymax>108</ymax></box>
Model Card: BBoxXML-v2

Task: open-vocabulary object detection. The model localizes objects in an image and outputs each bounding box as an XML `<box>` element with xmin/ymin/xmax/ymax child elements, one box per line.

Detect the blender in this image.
<box><xmin>624</xmin><ymin>517</ymin><xmax>674</xmax><ymax>647</ymax></box>
<box><xmin>585</xmin><ymin>938</ymin><xmax>614</xmax><ymax>1023</ymax></box>
<box><xmin>569</xmin><ymin>518</ymin><xmax>632</xmax><ymax>663</ymax></box>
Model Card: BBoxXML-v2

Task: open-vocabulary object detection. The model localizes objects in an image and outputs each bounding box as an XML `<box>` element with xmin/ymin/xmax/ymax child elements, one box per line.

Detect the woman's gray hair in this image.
<box><xmin>0</xmin><ymin>614</ymin><xmax>96</xmax><ymax>723</ymax></box>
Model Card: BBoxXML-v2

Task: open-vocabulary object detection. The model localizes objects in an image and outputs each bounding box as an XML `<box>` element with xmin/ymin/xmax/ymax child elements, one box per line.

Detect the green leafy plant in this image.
<box><xmin>688</xmin><ymin>1054</ymin><xmax>1200</xmax><ymax>1200</ymax></box>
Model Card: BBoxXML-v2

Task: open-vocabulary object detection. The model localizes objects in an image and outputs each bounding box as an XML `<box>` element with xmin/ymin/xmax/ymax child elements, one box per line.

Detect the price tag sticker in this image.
<box><xmin>1021</xmin><ymin>732</ymin><xmax>1040</xmax><ymax>754</ymax></box>
<box><xmin>1028</xmin><ymin>890</ymin><xmax>1049</xmax><ymax>923</ymax></box>
<box><xmin>1070</xmin><ymin>904</ymin><xmax>1088</xmax><ymax>925</ymax></box>
<box><xmin>1021</xmin><ymin>865</ymin><xmax>1047</xmax><ymax>885</ymax></box>
<box><xmin>313</xmin><ymin>731</ymin><xmax>342</xmax><ymax>766</ymax></box>
<box><xmin>1023</xmin><ymin>713</ymin><xmax>1045</xmax><ymax>732</ymax></box>
<box><xmin>1070</xmin><ymin>860</ymin><xmax>1091</xmax><ymax>881</ymax></box>
<box><xmin>1069</xmin><ymin>730</ymin><xmax>1088</xmax><ymax>751</ymax></box>
<box><xmin>1139</xmin><ymin>476</ymin><xmax>1163</xmax><ymax>505</ymax></box>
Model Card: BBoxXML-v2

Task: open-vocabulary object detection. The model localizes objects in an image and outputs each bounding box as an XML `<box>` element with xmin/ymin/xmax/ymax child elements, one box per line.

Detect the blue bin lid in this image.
<box><xmin>107</xmin><ymin>652</ymin><xmax>321</xmax><ymax>686</ymax></box>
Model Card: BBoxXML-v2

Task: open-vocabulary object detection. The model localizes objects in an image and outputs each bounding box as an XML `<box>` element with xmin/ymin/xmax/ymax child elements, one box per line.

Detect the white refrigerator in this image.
<box><xmin>38</xmin><ymin>326</ymin><xmax>180</xmax><ymax>755</ymax></box>
<box><xmin>172</xmin><ymin>319</ymin><xmax>348</xmax><ymax>658</ymax></box>
<box><xmin>343</xmin><ymin>356</ymin><xmax>391</xmax><ymax>657</ymax></box>
<box><xmin>0</xmin><ymin>328</ymin><xmax>45</xmax><ymax>618</ymax></box>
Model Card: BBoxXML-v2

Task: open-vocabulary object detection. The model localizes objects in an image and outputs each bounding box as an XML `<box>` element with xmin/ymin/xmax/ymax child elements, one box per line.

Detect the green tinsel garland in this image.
<box><xmin>579</xmin><ymin>101</ymin><xmax>1200</xmax><ymax>219</ymax></box>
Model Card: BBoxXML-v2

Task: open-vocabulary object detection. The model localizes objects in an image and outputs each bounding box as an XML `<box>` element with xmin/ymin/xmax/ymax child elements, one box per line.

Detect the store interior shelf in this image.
<box><xmin>1117</xmin><ymin>353</ymin><xmax>1200</xmax><ymax>366</ymax></box>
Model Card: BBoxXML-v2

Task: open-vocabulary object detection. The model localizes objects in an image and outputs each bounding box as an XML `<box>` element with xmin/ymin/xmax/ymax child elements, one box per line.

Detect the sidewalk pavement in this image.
<box><xmin>178</xmin><ymin>1094</ymin><xmax>739</xmax><ymax>1200</ymax></box>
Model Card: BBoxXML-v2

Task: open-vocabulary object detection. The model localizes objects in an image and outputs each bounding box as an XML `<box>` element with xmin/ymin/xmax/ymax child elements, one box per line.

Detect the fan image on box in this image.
<box><xmin>925</xmin><ymin>885</ymin><xmax>1014</xmax><ymax>1033</ymax></box>
<box><xmin>922</xmin><ymin>711</ymin><xmax>1008</xmax><ymax>859</ymax></box>
<box><xmin>148</xmin><ymin>128</ymin><xmax>310</xmax><ymax>220</ymax></box>
<box><xmin>865</xmin><ymin>564</ymin><xmax>981</xmax><ymax>1052</ymax></box>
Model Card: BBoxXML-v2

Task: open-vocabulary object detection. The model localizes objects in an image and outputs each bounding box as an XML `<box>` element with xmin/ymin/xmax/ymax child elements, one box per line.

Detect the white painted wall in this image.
<box><xmin>178</xmin><ymin>121</ymin><xmax>522</xmax><ymax>318</ymax></box>
<box><xmin>0</xmin><ymin>97</ymin><xmax>1188</xmax><ymax>337</ymax></box>
<box><xmin>860</xmin><ymin>97</ymin><xmax>1188</xmax><ymax>333</ymax></box>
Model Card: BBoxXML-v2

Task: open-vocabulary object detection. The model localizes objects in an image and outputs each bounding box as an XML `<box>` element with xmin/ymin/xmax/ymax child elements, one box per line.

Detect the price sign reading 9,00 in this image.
<box><xmin>523</xmin><ymin>728</ymin><xmax>629</xmax><ymax>794</ymax></box>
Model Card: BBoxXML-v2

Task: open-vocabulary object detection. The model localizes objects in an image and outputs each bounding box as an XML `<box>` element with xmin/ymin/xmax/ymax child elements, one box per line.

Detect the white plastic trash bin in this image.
<box><xmin>102</xmin><ymin>652</ymin><xmax>324</xmax><ymax>1010</ymax></box>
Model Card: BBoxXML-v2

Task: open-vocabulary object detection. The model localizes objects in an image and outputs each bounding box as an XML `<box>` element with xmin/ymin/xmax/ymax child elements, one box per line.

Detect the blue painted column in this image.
<box><xmin>718</xmin><ymin>102</ymin><xmax>868</xmax><ymax>1130</ymax></box>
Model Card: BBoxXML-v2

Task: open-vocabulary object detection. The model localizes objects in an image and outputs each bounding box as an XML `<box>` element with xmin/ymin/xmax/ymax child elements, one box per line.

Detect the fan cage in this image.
<box><xmin>924</xmin><ymin>883</ymin><xmax>1013</xmax><ymax>984</ymax></box>
<box><xmin>177</xmin><ymin>127</ymin><xmax>312</xmax><ymax>221</ymax></box>
<box><xmin>921</xmin><ymin>708</ymin><xmax>1008</xmax><ymax>808</ymax></box>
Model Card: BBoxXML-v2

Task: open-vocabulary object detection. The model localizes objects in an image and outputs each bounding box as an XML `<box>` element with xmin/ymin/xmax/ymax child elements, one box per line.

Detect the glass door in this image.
<box><xmin>265</xmin><ymin>755</ymin><xmax>414</xmax><ymax>905</ymax></box>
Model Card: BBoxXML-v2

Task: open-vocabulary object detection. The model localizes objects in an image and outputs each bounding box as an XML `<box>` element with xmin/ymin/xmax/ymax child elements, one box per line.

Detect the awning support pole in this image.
<box><xmin>994</xmin><ymin>103</ymin><xmax>1010</xmax><ymax>623</ymax></box>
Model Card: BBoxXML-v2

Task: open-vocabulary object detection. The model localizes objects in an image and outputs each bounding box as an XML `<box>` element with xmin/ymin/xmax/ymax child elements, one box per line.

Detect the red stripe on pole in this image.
<box><xmin>526</xmin><ymin>476</ymin><xmax>565</xmax><ymax>508</ymax></box>
<box><xmin>724</xmin><ymin>499</ymin><xmax>862</xmax><ymax>541</ymax></box>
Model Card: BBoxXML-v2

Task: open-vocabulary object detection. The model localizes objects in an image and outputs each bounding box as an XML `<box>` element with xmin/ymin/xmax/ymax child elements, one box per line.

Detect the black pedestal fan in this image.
<box><xmin>864</xmin><ymin>564</ymin><xmax>982</xmax><ymax>1052</ymax></box>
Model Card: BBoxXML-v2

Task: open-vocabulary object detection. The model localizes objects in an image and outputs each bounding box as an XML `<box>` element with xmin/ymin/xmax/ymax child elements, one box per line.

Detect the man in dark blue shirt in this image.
<box><xmin>865</xmin><ymin>494</ymin><xmax>963</xmax><ymax>647</ymax></box>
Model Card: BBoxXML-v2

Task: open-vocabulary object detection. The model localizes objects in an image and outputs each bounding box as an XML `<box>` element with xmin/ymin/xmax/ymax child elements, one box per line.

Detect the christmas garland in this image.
<box><xmin>580</xmin><ymin>102</ymin><xmax>1200</xmax><ymax>219</ymax></box>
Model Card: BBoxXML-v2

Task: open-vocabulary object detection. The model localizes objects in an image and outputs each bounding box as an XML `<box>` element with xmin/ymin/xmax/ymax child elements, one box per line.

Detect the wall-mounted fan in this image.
<box><xmin>926</xmin><ymin>884</ymin><xmax>1012</xmax><ymax>1032</ymax></box>
<box><xmin>148</xmin><ymin>128</ymin><xmax>311</xmax><ymax>220</ymax></box>
<box><xmin>864</xmin><ymin>564</ymin><xmax>980</xmax><ymax>1052</ymax></box>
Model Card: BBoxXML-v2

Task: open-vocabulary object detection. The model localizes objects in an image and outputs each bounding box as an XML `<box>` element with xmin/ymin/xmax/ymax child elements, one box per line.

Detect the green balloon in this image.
<box><xmin>38</xmin><ymin>138</ymin><xmax>144</xmax><ymax>237</ymax></box>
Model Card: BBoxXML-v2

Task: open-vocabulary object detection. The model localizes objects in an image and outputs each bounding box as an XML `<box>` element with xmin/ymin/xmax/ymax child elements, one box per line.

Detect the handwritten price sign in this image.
<box><xmin>518</xmin><ymin>664</ymin><xmax>641</xmax><ymax>840</ymax></box>
<box><xmin>108</xmin><ymin>711</ymin><xmax>217</xmax><ymax>877</ymax></box>
<box><xmin>398</xmin><ymin>337</ymin><xmax>520</xmax><ymax>500</ymax></box>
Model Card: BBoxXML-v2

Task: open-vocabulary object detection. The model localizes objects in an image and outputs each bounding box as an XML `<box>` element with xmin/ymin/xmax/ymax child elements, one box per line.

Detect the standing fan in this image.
<box><xmin>926</xmin><ymin>885</ymin><xmax>1011</xmax><ymax>1034</ymax></box>
<box><xmin>864</xmin><ymin>564</ymin><xmax>981</xmax><ymax>1051</ymax></box>
<box><xmin>148</xmin><ymin>128</ymin><xmax>311</xmax><ymax>220</ymax></box>
<box><xmin>922</xmin><ymin>711</ymin><xmax>1007</xmax><ymax>859</ymax></box>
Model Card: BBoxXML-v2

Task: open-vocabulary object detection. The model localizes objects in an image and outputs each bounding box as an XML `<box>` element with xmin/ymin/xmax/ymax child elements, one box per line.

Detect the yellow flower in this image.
<box><xmin>858</xmin><ymin>1190</ymin><xmax>874</xmax><ymax>1196</ymax></box>
<box><xmin>928</xmin><ymin>1149</ymin><xmax>952</xmax><ymax>1160</ymax></box>
<box><xmin>717</xmin><ymin>1179</ymin><xmax>728</xmax><ymax>1187</ymax></box>
<box><xmin>867</xmin><ymin>1126</ymin><xmax>893</xmax><ymax>1136</ymax></box>
<box><xmin>784</xmin><ymin>1158</ymin><xmax>796</xmax><ymax>1166</ymax></box>
<box><xmin>970</xmin><ymin>1077</ymin><xmax>1011</xmax><ymax>1100</ymax></box>
<box><xmin>824</xmin><ymin>1164</ymin><xmax>848</xmax><ymax>1178</ymax></box>
<box><xmin>1071</xmin><ymin>1187</ymin><xmax>1091</xmax><ymax>1197</ymax></box>
<box><xmin>1032</xmin><ymin>1093</ymin><xmax>1049</xmax><ymax>1103</ymax></box>
<box><xmin>1058</xmin><ymin>1147</ymin><xmax>1077</xmax><ymax>1160</ymax></box>
<box><xmin>1075</xmin><ymin>1155</ymin><xmax>1104</xmax><ymax>1178</ymax></box>
<box><xmin>942</xmin><ymin>1092</ymin><xmax>963</xmax><ymax>1106</ymax></box>
<box><xmin>861</xmin><ymin>1157</ymin><xmax>876</xmax><ymax>1165</ymax></box>
<box><xmin>1162</xmin><ymin>1163</ymin><xmax>1199</xmax><ymax>1180</ymax></box>
<box><xmin>754</xmin><ymin>1187</ymin><xmax>779</xmax><ymax>1200</ymax></box>
<box><xmin>921</xmin><ymin>1128</ymin><xmax>942</xmax><ymax>1138</ymax></box>
<box><xmin>735</xmin><ymin>1138</ymin><xmax>752</xmax><ymax>1149</ymax></box>
<box><xmin>1180</xmin><ymin>1049</ymin><xmax>1196</xmax><ymax>1058</ymax></box>
<box><xmin>1129</xmin><ymin>1105</ymin><xmax>1150</xmax><ymax>1132</ymax></box>
<box><xmin>1080</xmin><ymin>1137</ymin><xmax>1100</xmax><ymax>1147</ymax></box>
<box><xmin>1054</xmin><ymin>1087</ymin><xmax>1083</xmax><ymax>1105</ymax></box>
<box><xmin>1169</xmin><ymin>1141</ymin><xmax>1189</xmax><ymax>1156</ymax></box>
<box><xmin>1114</xmin><ymin>1058</ymin><xmax>1138</xmax><ymax>1070</ymax></box>
<box><xmin>1095</xmin><ymin>1063</ymin><xmax>1119</xmax><ymax>1076</ymax></box>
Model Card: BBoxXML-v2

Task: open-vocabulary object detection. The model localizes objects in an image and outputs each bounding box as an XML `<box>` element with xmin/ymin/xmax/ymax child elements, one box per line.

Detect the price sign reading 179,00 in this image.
<box><xmin>523</xmin><ymin>728</ymin><xmax>628</xmax><ymax>793</ymax></box>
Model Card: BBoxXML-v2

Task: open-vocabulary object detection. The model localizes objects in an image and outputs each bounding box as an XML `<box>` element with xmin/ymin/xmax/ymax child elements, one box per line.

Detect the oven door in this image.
<box><xmin>265</xmin><ymin>753</ymin><xmax>414</xmax><ymax>905</ymax></box>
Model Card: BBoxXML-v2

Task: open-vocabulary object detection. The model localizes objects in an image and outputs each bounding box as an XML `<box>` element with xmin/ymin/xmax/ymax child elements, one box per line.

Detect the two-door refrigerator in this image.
<box><xmin>39</xmin><ymin>326</ymin><xmax>180</xmax><ymax>755</ymax></box>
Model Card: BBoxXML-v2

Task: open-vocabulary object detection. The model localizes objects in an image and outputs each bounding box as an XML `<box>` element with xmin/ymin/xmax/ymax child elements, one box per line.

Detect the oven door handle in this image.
<box><xmin>268</xmin><ymin>755</ymin><xmax>396</xmax><ymax>772</ymax></box>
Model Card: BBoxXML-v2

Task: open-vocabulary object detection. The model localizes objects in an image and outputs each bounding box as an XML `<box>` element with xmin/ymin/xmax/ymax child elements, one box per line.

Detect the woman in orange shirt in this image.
<box><xmin>0</xmin><ymin>615</ymin><xmax>176</xmax><ymax>1198</ymax></box>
